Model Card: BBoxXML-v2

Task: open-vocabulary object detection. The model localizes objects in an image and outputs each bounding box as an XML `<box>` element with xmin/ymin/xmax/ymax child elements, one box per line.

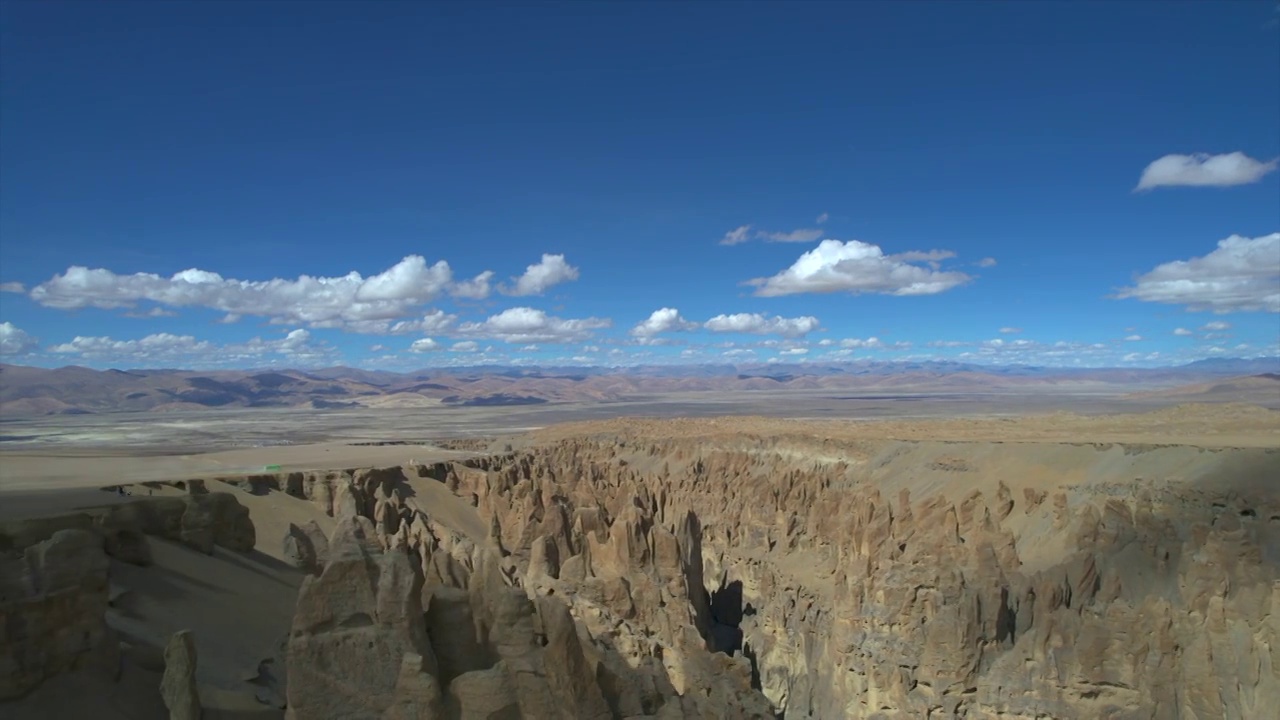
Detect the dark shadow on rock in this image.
<box><xmin>214</xmin><ymin>548</ymin><xmax>305</xmax><ymax>589</ymax></box>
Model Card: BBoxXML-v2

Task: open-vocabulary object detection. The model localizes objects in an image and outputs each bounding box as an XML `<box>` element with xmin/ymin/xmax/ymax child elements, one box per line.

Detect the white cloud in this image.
<box><xmin>1124</xmin><ymin>335</ymin><xmax>1144</xmax><ymax>342</ymax></box>
<box><xmin>1200</xmin><ymin>320</ymin><xmax>1231</xmax><ymax>331</ymax></box>
<box><xmin>748</xmin><ymin>239</ymin><xmax>972</xmax><ymax>297</ymax></box>
<box><xmin>450</xmin><ymin>341</ymin><xmax>480</xmax><ymax>353</ymax></box>
<box><xmin>0</xmin><ymin>322</ymin><xmax>38</xmax><ymax>355</ymax></box>
<box><xmin>1173</xmin><ymin>327</ymin><xmax>1193</xmax><ymax>336</ymax></box>
<box><xmin>631</xmin><ymin>307</ymin><xmax>698</xmax><ymax>338</ymax></box>
<box><xmin>456</xmin><ymin>306</ymin><xmax>611</xmax><ymax>344</ymax></box>
<box><xmin>816</xmin><ymin>213</ymin><xmax>829</xmax><ymax>224</ymax></box>
<box><xmin>46</xmin><ymin>329</ymin><xmax>334</xmax><ymax>365</ymax></box>
<box><xmin>501</xmin><ymin>254</ymin><xmax>580</xmax><ymax>296</ymax></box>
<box><xmin>927</xmin><ymin>340</ymin><xmax>970</xmax><ymax>348</ymax></box>
<box><xmin>719</xmin><ymin>225</ymin><xmax>754</xmax><ymax>246</ymax></box>
<box><xmin>581</xmin><ymin>345</ymin><xmax>600</xmax><ymax>353</ymax></box>
<box><xmin>384</xmin><ymin>309</ymin><xmax>458</xmax><ymax>336</ymax></box>
<box><xmin>839</xmin><ymin>337</ymin><xmax>883</xmax><ymax>348</ymax></box>
<box><xmin>998</xmin><ymin>327</ymin><xmax>1022</xmax><ymax>334</ymax></box>
<box><xmin>123</xmin><ymin>306</ymin><xmax>178</xmax><ymax>319</ymax></box>
<box><xmin>519</xmin><ymin>344</ymin><xmax>540</xmax><ymax>352</ymax></box>
<box><xmin>721</xmin><ymin>224</ymin><xmax>826</xmax><ymax>245</ymax></box>
<box><xmin>722</xmin><ymin>348</ymin><xmax>756</xmax><ymax>357</ymax></box>
<box><xmin>779</xmin><ymin>347</ymin><xmax>809</xmax><ymax>356</ymax></box>
<box><xmin>26</xmin><ymin>255</ymin><xmax>503</xmax><ymax>331</ymax></box>
<box><xmin>976</xmin><ymin>257</ymin><xmax>998</xmax><ymax>268</ymax></box>
<box><xmin>758</xmin><ymin>228</ymin><xmax>824</xmax><ymax>243</ymax></box>
<box><xmin>450</xmin><ymin>271</ymin><xmax>495</xmax><ymax>300</ymax></box>
<box><xmin>0</xmin><ymin>281</ymin><xmax>25</xmax><ymax>293</ymax></box>
<box><xmin>1115</xmin><ymin>233</ymin><xmax>1280</xmax><ymax>313</ymax></box>
<box><xmin>409</xmin><ymin>338</ymin><xmax>442</xmax><ymax>353</ymax></box>
<box><xmin>1135</xmin><ymin>152</ymin><xmax>1279</xmax><ymax>191</ymax></box>
<box><xmin>369</xmin><ymin>344</ymin><xmax>387</xmax><ymax>352</ymax></box>
<box><xmin>703</xmin><ymin>313</ymin><xmax>820</xmax><ymax>338</ymax></box>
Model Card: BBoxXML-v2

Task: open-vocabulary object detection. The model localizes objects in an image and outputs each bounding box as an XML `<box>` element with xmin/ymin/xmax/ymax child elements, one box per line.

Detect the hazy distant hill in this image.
<box><xmin>1125</xmin><ymin>373</ymin><xmax>1280</xmax><ymax>404</ymax></box>
<box><xmin>1</xmin><ymin>358</ymin><xmax>1276</xmax><ymax>416</ymax></box>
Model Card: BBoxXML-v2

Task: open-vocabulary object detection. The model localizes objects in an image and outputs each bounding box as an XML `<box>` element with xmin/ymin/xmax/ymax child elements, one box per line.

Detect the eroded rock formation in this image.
<box><xmin>0</xmin><ymin>528</ymin><xmax>116</xmax><ymax>699</ymax></box>
<box><xmin>429</xmin><ymin>437</ymin><xmax>1280</xmax><ymax>719</ymax></box>
<box><xmin>160</xmin><ymin>630</ymin><xmax>201</xmax><ymax>720</ymax></box>
<box><xmin>285</xmin><ymin>469</ymin><xmax>773</xmax><ymax>719</ymax></box>
<box><xmin>100</xmin><ymin>493</ymin><xmax>255</xmax><ymax>554</ymax></box>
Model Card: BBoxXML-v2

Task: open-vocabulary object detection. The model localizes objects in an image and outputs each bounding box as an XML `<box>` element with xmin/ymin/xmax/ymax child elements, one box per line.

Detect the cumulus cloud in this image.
<box><xmin>456</xmin><ymin>307</ymin><xmax>611</xmax><ymax>344</ymax></box>
<box><xmin>26</xmin><ymin>255</ymin><xmax>523</xmax><ymax>331</ymax></box>
<box><xmin>450</xmin><ymin>341</ymin><xmax>480</xmax><ymax>353</ymax></box>
<box><xmin>46</xmin><ymin>329</ymin><xmax>334</xmax><ymax>366</ymax></box>
<box><xmin>1125</xmin><ymin>335</ymin><xmax>1144</xmax><ymax>342</ymax></box>
<box><xmin>998</xmin><ymin>327</ymin><xmax>1021</xmax><ymax>334</ymax></box>
<box><xmin>1135</xmin><ymin>152</ymin><xmax>1279</xmax><ymax>191</ymax></box>
<box><xmin>0</xmin><ymin>322</ymin><xmax>38</xmax><ymax>355</ymax></box>
<box><xmin>747</xmin><ymin>239</ymin><xmax>972</xmax><ymax>297</ymax></box>
<box><xmin>383</xmin><ymin>309</ymin><xmax>458</xmax><ymax>336</ymax></box>
<box><xmin>0</xmin><ymin>281</ymin><xmax>25</xmax><ymax>293</ymax></box>
<box><xmin>409</xmin><ymin>338</ymin><xmax>442</xmax><ymax>353</ymax></box>
<box><xmin>501</xmin><ymin>254</ymin><xmax>579</xmax><ymax>296</ymax></box>
<box><xmin>631</xmin><ymin>308</ymin><xmax>698</xmax><ymax>338</ymax></box>
<box><xmin>1200</xmin><ymin>320</ymin><xmax>1231</xmax><ymax>331</ymax></box>
<box><xmin>450</xmin><ymin>271</ymin><xmax>495</xmax><ymax>300</ymax></box>
<box><xmin>1173</xmin><ymin>328</ymin><xmax>1193</xmax><ymax>336</ymax></box>
<box><xmin>719</xmin><ymin>225</ymin><xmax>754</xmax><ymax>246</ymax></box>
<box><xmin>778</xmin><ymin>347</ymin><xmax>809</xmax><ymax>356</ymax></box>
<box><xmin>703</xmin><ymin>313</ymin><xmax>820</xmax><ymax>338</ymax></box>
<box><xmin>1115</xmin><ymin>233</ymin><xmax>1280</xmax><ymax>313</ymax></box>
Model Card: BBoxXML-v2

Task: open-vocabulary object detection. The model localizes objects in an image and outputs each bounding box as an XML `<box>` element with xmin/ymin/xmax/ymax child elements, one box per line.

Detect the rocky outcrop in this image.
<box><xmin>160</xmin><ymin>630</ymin><xmax>201</xmax><ymax>720</ymax></box>
<box><xmin>282</xmin><ymin>521</ymin><xmax>328</xmax><ymax>575</ymax></box>
<box><xmin>285</xmin><ymin>471</ymin><xmax>774</xmax><ymax>719</ymax></box>
<box><xmin>436</xmin><ymin>437</ymin><xmax>1280</xmax><ymax>719</ymax></box>
<box><xmin>0</xmin><ymin>529</ymin><xmax>117</xmax><ymax>699</ymax></box>
<box><xmin>286</xmin><ymin>512</ymin><xmax>441</xmax><ymax>719</ymax></box>
<box><xmin>100</xmin><ymin>493</ymin><xmax>255</xmax><ymax>554</ymax></box>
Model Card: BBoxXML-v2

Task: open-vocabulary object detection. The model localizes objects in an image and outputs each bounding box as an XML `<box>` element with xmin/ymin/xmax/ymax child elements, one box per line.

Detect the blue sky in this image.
<box><xmin>1</xmin><ymin>0</ymin><xmax>1277</xmax><ymax>370</ymax></box>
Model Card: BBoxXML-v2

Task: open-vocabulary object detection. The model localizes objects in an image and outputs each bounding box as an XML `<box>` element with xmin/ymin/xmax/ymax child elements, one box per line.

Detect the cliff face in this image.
<box><xmin>437</xmin><ymin>436</ymin><xmax>1280</xmax><ymax>719</ymax></box>
<box><xmin>284</xmin><ymin>466</ymin><xmax>773</xmax><ymax>720</ymax></box>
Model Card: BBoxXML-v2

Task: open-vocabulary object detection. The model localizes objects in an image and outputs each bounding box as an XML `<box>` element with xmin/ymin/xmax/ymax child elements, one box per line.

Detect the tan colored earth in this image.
<box><xmin>2</xmin><ymin>402</ymin><xmax>1278</xmax><ymax>718</ymax></box>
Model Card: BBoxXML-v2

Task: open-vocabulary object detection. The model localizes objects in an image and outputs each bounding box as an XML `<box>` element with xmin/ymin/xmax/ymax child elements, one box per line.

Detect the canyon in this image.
<box><xmin>1</xmin><ymin>404</ymin><xmax>1278</xmax><ymax>718</ymax></box>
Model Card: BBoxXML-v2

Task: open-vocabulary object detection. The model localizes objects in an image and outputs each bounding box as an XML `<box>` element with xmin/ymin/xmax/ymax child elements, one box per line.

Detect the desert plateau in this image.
<box><xmin>2</xmin><ymin>384</ymin><xmax>1278</xmax><ymax>719</ymax></box>
<box><xmin>3</xmin><ymin>2</ymin><xmax>1279</xmax><ymax>717</ymax></box>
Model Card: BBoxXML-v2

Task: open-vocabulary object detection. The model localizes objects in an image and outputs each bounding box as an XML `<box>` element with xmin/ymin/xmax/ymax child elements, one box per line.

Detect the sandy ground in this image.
<box><xmin>0</xmin><ymin>441</ymin><xmax>469</xmax><ymax>499</ymax></box>
<box><xmin>532</xmin><ymin>402</ymin><xmax>1280</xmax><ymax>448</ymax></box>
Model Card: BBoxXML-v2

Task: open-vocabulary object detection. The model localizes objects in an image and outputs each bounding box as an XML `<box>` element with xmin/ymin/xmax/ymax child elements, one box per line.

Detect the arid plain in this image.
<box><xmin>2</xmin><ymin>384</ymin><xmax>1278</xmax><ymax>719</ymax></box>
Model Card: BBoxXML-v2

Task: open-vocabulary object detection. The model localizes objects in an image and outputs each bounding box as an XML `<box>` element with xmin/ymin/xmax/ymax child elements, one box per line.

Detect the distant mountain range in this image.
<box><xmin>1</xmin><ymin>358</ymin><xmax>1277</xmax><ymax>416</ymax></box>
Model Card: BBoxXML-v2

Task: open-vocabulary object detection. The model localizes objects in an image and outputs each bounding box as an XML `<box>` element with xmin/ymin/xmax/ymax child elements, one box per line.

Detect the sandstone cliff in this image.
<box><xmin>430</xmin><ymin>434</ymin><xmax>1279</xmax><ymax>719</ymax></box>
<box><xmin>283</xmin><ymin>466</ymin><xmax>774</xmax><ymax>719</ymax></box>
